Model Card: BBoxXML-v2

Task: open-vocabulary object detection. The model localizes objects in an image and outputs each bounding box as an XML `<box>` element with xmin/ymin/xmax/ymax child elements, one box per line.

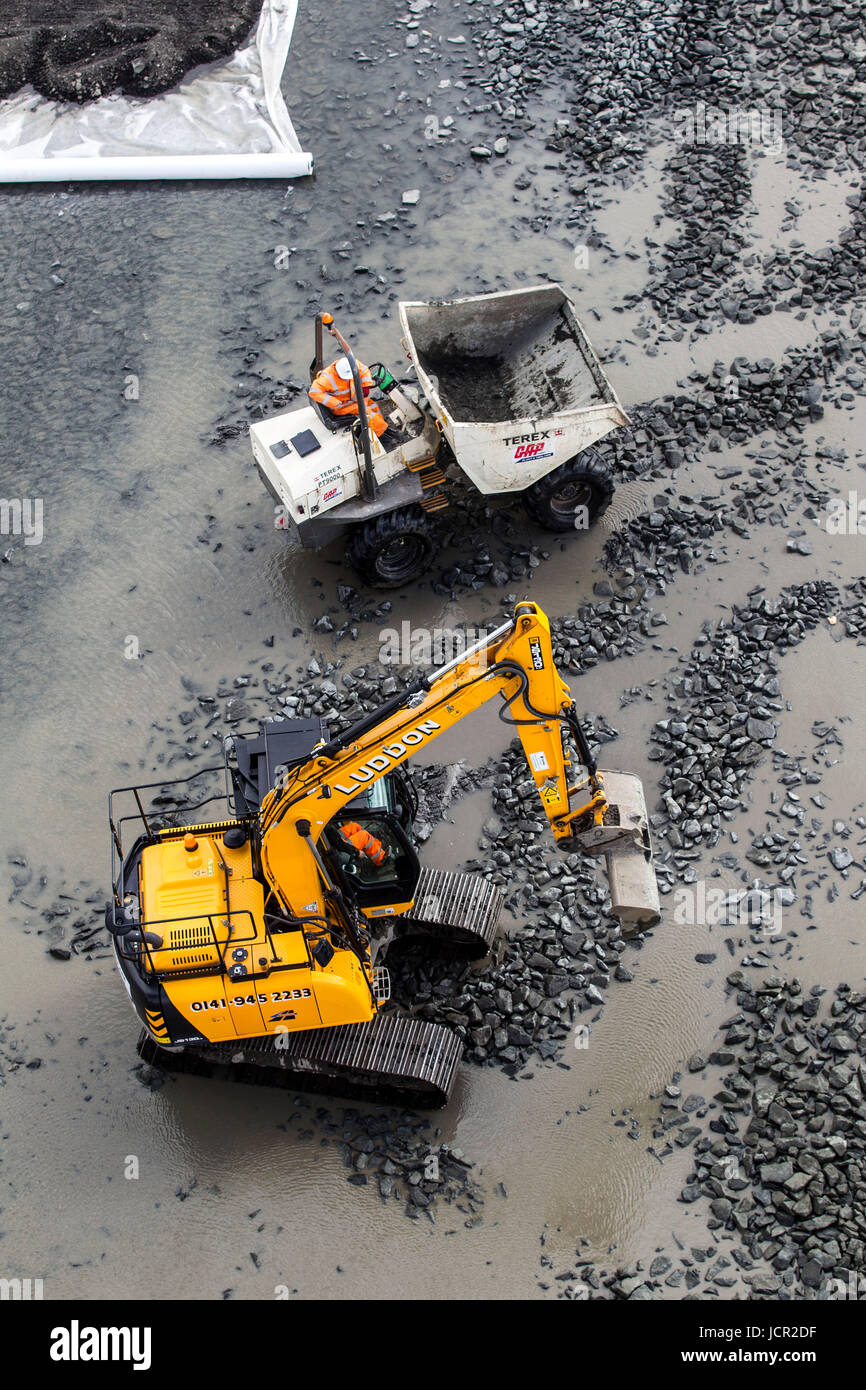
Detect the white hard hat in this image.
<box><xmin>335</xmin><ymin>356</ymin><xmax>354</xmax><ymax>381</ymax></box>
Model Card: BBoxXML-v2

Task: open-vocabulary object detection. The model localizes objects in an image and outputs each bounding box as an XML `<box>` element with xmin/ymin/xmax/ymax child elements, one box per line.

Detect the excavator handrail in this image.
<box><xmin>113</xmin><ymin>906</ymin><xmax>267</xmax><ymax>978</ymax></box>
<box><xmin>108</xmin><ymin>763</ymin><xmax>233</xmax><ymax>845</ymax></box>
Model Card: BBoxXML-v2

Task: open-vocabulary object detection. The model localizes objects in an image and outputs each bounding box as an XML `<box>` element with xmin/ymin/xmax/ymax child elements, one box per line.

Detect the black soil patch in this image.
<box><xmin>421</xmin><ymin>352</ymin><xmax>518</xmax><ymax>423</ymax></box>
<box><xmin>0</xmin><ymin>1</ymin><xmax>262</xmax><ymax>103</ymax></box>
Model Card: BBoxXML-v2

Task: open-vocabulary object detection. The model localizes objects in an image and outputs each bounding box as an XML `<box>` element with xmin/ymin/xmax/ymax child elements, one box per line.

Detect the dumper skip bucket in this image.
<box><xmin>398</xmin><ymin>285</ymin><xmax>629</xmax><ymax>495</ymax></box>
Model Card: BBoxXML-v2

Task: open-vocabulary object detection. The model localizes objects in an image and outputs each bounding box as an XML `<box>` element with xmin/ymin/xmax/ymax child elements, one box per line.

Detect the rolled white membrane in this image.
<box><xmin>0</xmin><ymin>0</ymin><xmax>313</xmax><ymax>181</ymax></box>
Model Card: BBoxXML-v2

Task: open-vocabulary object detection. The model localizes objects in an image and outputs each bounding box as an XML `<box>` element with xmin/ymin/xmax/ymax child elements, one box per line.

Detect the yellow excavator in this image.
<box><xmin>107</xmin><ymin>602</ymin><xmax>660</xmax><ymax>1105</ymax></box>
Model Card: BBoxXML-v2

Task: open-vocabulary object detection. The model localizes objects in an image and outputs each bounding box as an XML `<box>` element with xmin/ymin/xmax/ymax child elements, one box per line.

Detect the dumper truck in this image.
<box><xmin>249</xmin><ymin>283</ymin><xmax>629</xmax><ymax>587</ymax></box>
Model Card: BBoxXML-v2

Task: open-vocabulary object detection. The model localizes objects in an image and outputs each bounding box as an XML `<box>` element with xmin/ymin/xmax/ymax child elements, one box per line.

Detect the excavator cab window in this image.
<box><xmin>352</xmin><ymin>770</ymin><xmax>417</xmax><ymax>833</ymax></box>
<box><xmin>387</xmin><ymin>768</ymin><xmax>418</xmax><ymax>831</ymax></box>
<box><xmin>324</xmin><ymin>810</ymin><xmax>419</xmax><ymax>909</ymax></box>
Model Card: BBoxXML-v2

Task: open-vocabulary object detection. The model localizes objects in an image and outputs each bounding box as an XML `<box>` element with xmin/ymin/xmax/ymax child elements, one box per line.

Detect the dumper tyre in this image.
<box><xmin>523</xmin><ymin>451</ymin><xmax>614</xmax><ymax>532</ymax></box>
<box><xmin>347</xmin><ymin>506</ymin><xmax>438</xmax><ymax>588</ymax></box>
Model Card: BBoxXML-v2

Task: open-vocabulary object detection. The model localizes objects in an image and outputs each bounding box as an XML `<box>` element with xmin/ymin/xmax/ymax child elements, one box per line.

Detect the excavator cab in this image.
<box><xmin>226</xmin><ymin>719</ymin><xmax>422</xmax><ymax>916</ymax></box>
<box><xmin>323</xmin><ymin>771</ymin><xmax>420</xmax><ymax>912</ymax></box>
<box><xmin>324</xmin><ymin>808</ymin><xmax>419</xmax><ymax>912</ymax></box>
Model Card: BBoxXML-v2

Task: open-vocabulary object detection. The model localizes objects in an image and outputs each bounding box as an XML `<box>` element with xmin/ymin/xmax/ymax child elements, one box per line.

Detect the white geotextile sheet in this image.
<box><xmin>0</xmin><ymin>0</ymin><xmax>313</xmax><ymax>179</ymax></box>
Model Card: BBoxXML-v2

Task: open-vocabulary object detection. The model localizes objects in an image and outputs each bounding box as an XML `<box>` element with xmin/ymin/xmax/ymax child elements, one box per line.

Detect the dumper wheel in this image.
<box><xmin>347</xmin><ymin>506</ymin><xmax>438</xmax><ymax>588</ymax></box>
<box><xmin>523</xmin><ymin>450</ymin><xmax>614</xmax><ymax>532</ymax></box>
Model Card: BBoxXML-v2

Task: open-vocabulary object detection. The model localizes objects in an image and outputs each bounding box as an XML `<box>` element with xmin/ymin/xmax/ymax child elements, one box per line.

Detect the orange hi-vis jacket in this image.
<box><xmin>339</xmin><ymin>821</ymin><xmax>387</xmax><ymax>866</ymax></box>
<box><xmin>309</xmin><ymin>360</ymin><xmax>388</xmax><ymax>437</ymax></box>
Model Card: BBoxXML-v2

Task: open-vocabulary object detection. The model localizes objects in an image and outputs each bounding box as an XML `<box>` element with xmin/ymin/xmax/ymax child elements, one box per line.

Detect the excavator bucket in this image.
<box><xmin>597</xmin><ymin>770</ymin><xmax>661</xmax><ymax>931</ymax></box>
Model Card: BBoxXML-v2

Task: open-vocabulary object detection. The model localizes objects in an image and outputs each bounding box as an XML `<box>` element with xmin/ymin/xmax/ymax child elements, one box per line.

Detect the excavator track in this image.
<box><xmin>395</xmin><ymin>866</ymin><xmax>504</xmax><ymax>958</ymax></box>
<box><xmin>137</xmin><ymin>1010</ymin><xmax>462</xmax><ymax>1108</ymax></box>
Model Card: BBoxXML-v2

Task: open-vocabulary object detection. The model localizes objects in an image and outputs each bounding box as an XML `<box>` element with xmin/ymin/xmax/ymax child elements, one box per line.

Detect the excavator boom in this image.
<box><xmin>258</xmin><ymin>601</ymin><xmax>659</xmax><ymax>927</ymax></box>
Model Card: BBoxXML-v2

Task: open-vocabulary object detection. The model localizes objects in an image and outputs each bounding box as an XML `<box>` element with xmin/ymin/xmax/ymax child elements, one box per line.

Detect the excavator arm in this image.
<box><xmin>259</xmin><ymin>602</ymin><xmax>660</xmax><ymax>928</ymax></box>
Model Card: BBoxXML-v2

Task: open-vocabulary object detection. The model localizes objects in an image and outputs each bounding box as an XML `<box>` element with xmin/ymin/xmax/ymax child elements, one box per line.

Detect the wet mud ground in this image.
<box><xmin>1</xmin><ymin>0</ymin><xmax>865</xmax><ymax>1300</ymax></box>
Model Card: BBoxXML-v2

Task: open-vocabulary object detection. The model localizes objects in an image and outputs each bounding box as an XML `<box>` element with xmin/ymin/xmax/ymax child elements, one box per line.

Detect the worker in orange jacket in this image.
<box><xmin>309</xmin><ymin>356</ymin><xmax>388</xmax><ymax>438</ymax></box>
<box><xmin>339</xmin><ymin>821</ymin><xmax>388</xmax><ymax>866</ymax></box>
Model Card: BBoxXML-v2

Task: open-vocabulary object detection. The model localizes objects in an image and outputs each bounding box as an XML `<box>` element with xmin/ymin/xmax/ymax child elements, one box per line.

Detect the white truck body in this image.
<box><xmin>398</xmin><ymin>284</ymin><xmax>629</xmax><ymax>494</ymax></box>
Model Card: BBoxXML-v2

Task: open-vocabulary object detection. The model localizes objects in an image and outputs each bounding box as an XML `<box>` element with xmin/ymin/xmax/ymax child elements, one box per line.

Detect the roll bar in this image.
<box><xmin>315</xmin><ymin>312</ymin><xmax>378</xmax><ymax>501</ymax></box>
